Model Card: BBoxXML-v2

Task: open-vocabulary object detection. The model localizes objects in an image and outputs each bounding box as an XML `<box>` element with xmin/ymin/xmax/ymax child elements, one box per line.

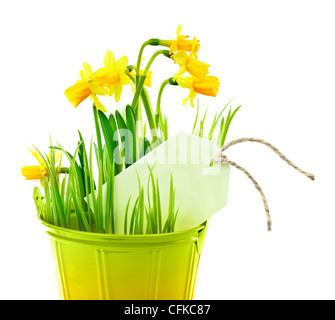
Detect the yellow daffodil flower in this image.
<box><xmin>130</xmin><ymin>70</ymin><xmax>152</xmax><ymax>93</ymax></box>
<box><xmin>176</xmin><ymin>75</ymin><xmax>220</xmax><ymax>107</ymax></box>
<box><xmin>21</xmin><ymin>149</ymin><xmax>61</xmax><ymax>185</ymax></box>
<box><xmin>91</xmin><ymin>50</ymin><xmax>131</xmax><ymax>102</ymax></box>
<box><xmin>172</xmin><ymin>37</ymin><xmax>209</xmax><ymax>79</ymax></box>
<box><xmin>160</xmin><ymin>25</ymin><xmax>200</xmax><ymax>54</ymax></box>
<box><xmin>64</xmin><ymin>62</ymin><xmax>108</xmax><ymax>112</ymax></box>
<box><xmin>128</xmin><ymin>58</ymin><xmax>152</xmax><ymax>92</ymax></box>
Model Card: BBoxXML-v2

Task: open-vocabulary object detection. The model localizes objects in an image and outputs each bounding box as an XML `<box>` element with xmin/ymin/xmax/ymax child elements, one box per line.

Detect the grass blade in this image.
<box><xmin>192</xmin><ymin>98</ymin><xmax>200</xmax><ymax>135</ymax></box>
<box><xmin>124</xmin><ymin>196</ymin><xmax>131</xmax><ymax>235</ymax></box>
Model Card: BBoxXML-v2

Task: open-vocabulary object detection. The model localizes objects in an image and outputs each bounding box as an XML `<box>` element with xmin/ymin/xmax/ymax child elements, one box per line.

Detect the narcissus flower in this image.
<box><xmin>91</xmin><ymin>50</ymin><xmax>131</xmax><ymax>102</ymax></box>
<box><xmin>130</xmin><ymin>70</ymin><xmax>152</xmax><ymax>93</ymax></box>
<box><xmin>160</xmin><ymin>25</ymin><xmax>200</xmax><ymax>54</ymax></box>
<box><xmin>64</xmin><ymin>62</ymin><xmax>108</xmax><ymax>112</ymax></box>
<box><xmin>172</xmin><ymin>37</ymin><xmax>209</xmax><ymax>79</ymax></box>
<box><xmin>176</xmin><ymin>75</ymin><xmax>220</xmax><ymax>107</ymax></box>
<box><xmin>21</xmin><ymin>149</ymin><xmax>61</xmax><ymax>184</ymax></box>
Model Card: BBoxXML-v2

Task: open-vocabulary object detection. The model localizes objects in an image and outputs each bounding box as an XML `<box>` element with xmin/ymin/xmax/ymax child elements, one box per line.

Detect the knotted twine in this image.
<box><xmin>213</xmin><ymin>138</ymin><xmax>315</xmax><ymax>231</ymax></box>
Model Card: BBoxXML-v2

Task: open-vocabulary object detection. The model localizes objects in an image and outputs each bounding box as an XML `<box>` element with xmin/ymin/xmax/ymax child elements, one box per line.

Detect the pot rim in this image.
<box><xmin>38</xmin><ymin>214</ymin><xmax>208</xmax><ymax>243</ymax></box>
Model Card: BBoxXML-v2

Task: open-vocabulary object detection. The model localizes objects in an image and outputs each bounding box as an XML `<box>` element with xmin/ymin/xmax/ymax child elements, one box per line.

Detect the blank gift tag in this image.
<box><xmin>91</xmin><ymin>132</ymin><xmax>230</xmax><ymax>233</ymax></box>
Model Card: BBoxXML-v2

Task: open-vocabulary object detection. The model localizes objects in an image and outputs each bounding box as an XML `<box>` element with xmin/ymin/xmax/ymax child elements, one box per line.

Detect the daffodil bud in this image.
<box><xmin>126</xmin><ymin>65</ymin><xmax>135</xmax><ymax>74</ymax></box>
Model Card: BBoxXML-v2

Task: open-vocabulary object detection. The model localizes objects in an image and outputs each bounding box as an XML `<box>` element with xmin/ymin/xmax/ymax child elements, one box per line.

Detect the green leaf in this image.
<box><xmin>109</xmin><ymin>113</ymin><xmax>123</xmax><ymax>174</ymax></box>
<box><xmin>192</xmin><ymin>98</ymin><xmax>200</xmax><ymax>135</ymax></box>
<box><xmin>125</xmin><ymin>104</ymin><xmax>137</xmax><ymax>165</ymax></box>
<box><xmin>138</xmin><ymin>187</ymin><xmax>145</xmax><ymax>234</ymax></box>
<box><xmin>124</xmin><ymin>196</ymin><xmax>132</xmax><ymax>235</ymax></box>
<box><xmin>208</xmin><ymin>113</ymin><xmax>218</xmax><ymax>141</ymax></box>
<box><xmin>104</xmin><ymin>166</ymin><xmax>112</xmax><ymax>233</ymax></box>
<box><xmin>97</xmin><ymin>160</ymin><xmax>104</xmax><ymax>233</ymax></box>
<box><xmin>156</xmin><ymin>178</ymin><xmax>162</xmax><ymax>233</ymax></box>
<box><xmin>98</xmin><ymin>110</ymin><xmax>117</xmax><ymax>175</ymax></box>
<box><xmin>115</xmin><ymin>110</ymin><xmax>134</xmax><ymax>168</ymax></box>
<box><xmin>217</xmin><ymin>116</ymin><xmax>225</xmax><ymax>147</ymax></box>
<box><xmin>89</xmin><ymin>138</ymin><xmax>98</xmax><ymax>229</ymax></box>
<box><xmin>219</xmin><ymin>105</ymin><xmax>241</xmax><ymax>147</ymax></box>
<box><xmin>129</xmin><ymin>198</ymin><xmax>139</xmax><ymax>235</ymax></box>
<box><xmin>69</xmin><ymin>182</ymin><xmax>91</xmax><ymax>232</ymax></box>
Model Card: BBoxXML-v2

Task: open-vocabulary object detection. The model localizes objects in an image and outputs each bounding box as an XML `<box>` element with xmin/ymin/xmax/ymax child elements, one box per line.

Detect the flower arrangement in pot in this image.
<box><xmin>21</xmin><ymin>25</ymin><xmax>238</xmax><ymax>300</ymax></box>
<box><xmin>22</xmin><ymin>25</ymin><xmax>313</xmax><ymax>300</ymax></box>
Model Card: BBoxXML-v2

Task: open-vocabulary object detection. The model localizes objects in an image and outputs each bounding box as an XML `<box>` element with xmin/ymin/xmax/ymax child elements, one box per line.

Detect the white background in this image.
<box><xmin>0</xmin><ymin>0</ymin><xmax>334</xmax><ymax>300</ymax></box>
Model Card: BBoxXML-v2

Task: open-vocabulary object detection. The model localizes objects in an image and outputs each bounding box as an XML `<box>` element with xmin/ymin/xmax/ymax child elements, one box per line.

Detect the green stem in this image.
<box><xmin>141</xmin><ymin>87</ymin><xmax>158</xmax><ymax>140</ymax></box>
<box><xmin>156</xmin><ymin>78</ymin><xmax>169</xmax><ymax>126</ymax></box>
<box><xmin>131</xmin><ymin>76</ymin><xmax>146</xmax><ymax>111</ymax></box>
<box><xmin>156</xmin><ymin>78</ymin><xmax>178</xmax><ymax>140</ymax></box>
<box><xmin>132</xmin><ymin>50</ymin><xmax>171</xmax><ymax>136</ymax></box>
<box><xmin>132</xmin><ymin>49</ymin><xmax>169</xmax><ymax>111</ymax></box>
<box><xmin>142</xmin><ymin>49</ymin><xmax>167</xmax><ymax>77</ymax></box>
<box><xmin>135</xmin><ymin>38</ymin><xmax>160</xmax><ymax>76</ymax></box>
<box><xmin>136</xmin><ymin>40</ymin><xmax>150</xmax><ymax>77</ymax></box>
<box><xmin>134</xmin><ymin>41</ymin><xmax>150</xmax><ymax>119</ymax></box>
<box><xmin>93</xmin><ymin>105</ymin><xmax>104</xmax><ymax>172</ymax></box>
<box><xmin>128</xmin><ymin>73</ymin><xmax>158</xmax><ymax>138</ymax></box>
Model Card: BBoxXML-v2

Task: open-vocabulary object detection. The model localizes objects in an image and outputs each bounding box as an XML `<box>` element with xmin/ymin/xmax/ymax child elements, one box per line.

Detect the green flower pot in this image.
<box><xmin>40</xmin><ymin>216</ymin><xmax>209</xmax><ymax>300</ymax></box>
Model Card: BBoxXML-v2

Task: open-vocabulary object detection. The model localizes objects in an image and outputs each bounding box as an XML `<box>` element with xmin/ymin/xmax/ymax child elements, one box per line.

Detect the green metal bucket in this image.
<box><xmin>40</xmin><ymin>216</ymin><xmax>209</xmax><ymax>300</ymax></box>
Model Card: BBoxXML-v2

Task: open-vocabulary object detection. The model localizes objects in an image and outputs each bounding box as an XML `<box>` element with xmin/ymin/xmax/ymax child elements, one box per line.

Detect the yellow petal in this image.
<box><xmin>114</xmin><ymin>82</ymin><xmax>123</xmax><ymax>102</ymax></box>
<box><xmin>47</xmin><ymin>149</ymin><xmax>62</xmax><ymax>164</ymax></box>
<box><xmin>79</xmin><ymin>62</ymin><xmax>92</xmax><ymax>80</ymax></box>
<box><xmin>175</xmin><ymin>75</ymin><xmax>193</xmax><ymax>89</ymax></box>
<box><xmin>189</xmin><ymin>90</ymin><xmax>197</xmax><ymax>107</ymax></box>
<box><xmin>189</xmin><ymin>37</ymin><xmax>199</xmax><ymax>59</ymax></box>
<box><xmin>115</xmin><ymin>56</ymin><xmax>128</xmax><ymax>73</ymax></box>
<box><xmin>182</xmin><ymin>89</ymin><xmax>197</xmax><ymax>107</ymax></box>
<box><xmin>119</xmin><ymin>73</ymin><xmax>130</xmax><ymax>85</ymax></box>
<box><xmin>88</xmin><ymin>81</ymin><xmax>108</xmax><ymax>95</ymax></box>
<box><xmin>144</xmin><ymin>71</ymin><xmax>152</xmax><ymax>87</ymax></box>
<box><xmin>91</xmin><ymin>67</ymin><xmax>106</xmax><ymax>78</ymax></box>
<box><xmin>90</xmin><ymin>95</ymin><xmax>107</xmax><ymax>113</ymax></box>
<box><xmin>177</xmin><ymin>25</ymin><xmax>182</xmax><ymax>37</ymax></box>
<box><xmin>28</xmin><ymin>148</ymin><xmax>45</xmax><ymax>167</ymax></box>
<box><xmin>172</xmin><ymin>51</ymin><xmax>188</xmax><ymax>66</ymax></box>
<box><xmin>103</xmin><ymin>50</ymin><xmax>115</xmax><ymax>68</ymax></box>
<box><xmin>107</xmin><ymin>86</ymin><xmax>115</xmax><ymax>97</ymax></box>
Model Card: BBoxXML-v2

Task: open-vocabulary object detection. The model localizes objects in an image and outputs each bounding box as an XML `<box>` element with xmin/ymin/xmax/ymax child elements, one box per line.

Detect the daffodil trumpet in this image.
<box><xmin>175</xmin><ymin>75</ymin><xmax>220</xmax><ymax>107</ymax></box>
<box><xmin>64</xmin><ymin>62</ymin><xmax>108</xmax><ymax>112</ymax></box>
<box><xmin>159</xmin><ymin>25</ymin><xmax>200</xmax><ymax>54</ymax></box>
<box><xmin>172</xmin><ymin>38</ymin><xmax>210</xmax><ymax>79</ymax></box>
<box><xmin>21</xmin><ymin>147</ymin><xmax>67</xmax><ymax>184</ymax></box>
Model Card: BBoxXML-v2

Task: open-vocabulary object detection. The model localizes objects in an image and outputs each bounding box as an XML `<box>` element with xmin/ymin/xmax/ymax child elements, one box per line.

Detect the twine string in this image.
<box><xmin>213</xmin><ymin>138</ymin><xmax>315</xmax><ymax>231</ymax></box>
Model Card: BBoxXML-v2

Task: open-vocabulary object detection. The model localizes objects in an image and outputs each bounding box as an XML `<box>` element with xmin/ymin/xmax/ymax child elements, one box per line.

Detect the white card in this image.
<box><xmin>92</xmin><ymin>132</ymin><xmax>230</xmax><ymax>232</ymax></box>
